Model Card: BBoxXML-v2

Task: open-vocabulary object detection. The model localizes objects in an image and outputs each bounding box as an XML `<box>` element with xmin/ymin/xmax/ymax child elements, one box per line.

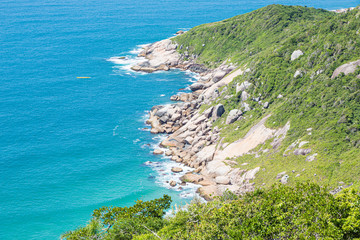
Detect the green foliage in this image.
<box><xmin>158</xmin><ymin>183</ymin><xmax>360</xmax><ymax>239</ymax></box>
<box><xmin>63</xmin><ymin>5</ymin><xmax>360</xmax><ymax>239</ymax></box>
<box><xmin>63</xmin><ymin>184</ymin><xmax>360</xmax><ymax>239</ymax></box>
<box><xmin>175</xmin><ymin>5</ymin><xmax>360</xmax><ymax>188</ymax></box>
<box><xmin>61</xmin><ymin>195</ymin><xmax>171</xmax><ymax>240</ymax></box>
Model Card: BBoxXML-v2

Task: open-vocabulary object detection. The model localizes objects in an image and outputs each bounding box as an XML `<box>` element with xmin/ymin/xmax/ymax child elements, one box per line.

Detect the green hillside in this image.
<box><xmin>175</xmin><ymin>4</ymin><xmax>360</xmax><ymax>188</ymax></box>
<box><xmin>62</xmin><ymin>5</ymin><xmax>360</xmax><ymax>239</ymax></box>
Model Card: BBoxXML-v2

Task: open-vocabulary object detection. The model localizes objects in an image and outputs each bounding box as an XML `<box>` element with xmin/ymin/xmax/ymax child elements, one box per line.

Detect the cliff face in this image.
<box><xmin>134</xmin><ymin>4</ymin><xmax>360</xmax><ymax>198</ymax></box>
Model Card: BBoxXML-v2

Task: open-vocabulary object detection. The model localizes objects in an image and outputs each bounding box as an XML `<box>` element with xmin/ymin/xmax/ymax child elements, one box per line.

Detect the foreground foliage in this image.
<box><xmin>62</xmin><ymin>183</ymin><xmax>360</xmax><ymax>239</ymax></box>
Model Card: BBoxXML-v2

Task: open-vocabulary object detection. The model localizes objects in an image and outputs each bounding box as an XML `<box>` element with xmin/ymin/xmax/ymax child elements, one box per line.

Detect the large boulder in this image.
<box><xmin>226</xmin><ymin>109</ymin><xmax>243</xmax><ymax>124</ymax></box>
<box><xmin>294</xmin><ymin>69</ymin><xmax>303</xmax><ymax>78</ymax></box>
<box><xmin>291</xmin><ymin>50</ymin><xmax>303</xmax><ymax>61</ymax></box>
<box><xmin>180</xmin><ymin>173</ymin><xmax>204</xmax><ymax>183</ymax></box>
<box><xmin>331</xmin><ymin>59</ymin><xmax>360</xmax><ymax>79</ymax></box>
<box><xmin>215</xmin><ymin>176</ymin><xmax>231</xmax><ymax>185</ymax></box>
<box><xmin>187</xmin><ymin>64</ymin><xmax>207</xmax><ymax>73</ymax></box>
<box><xmin>212</xmin><ymin>104</ymin><xmax>225</xmax><ymax>120</ymax></box>
<box><xmin>153</xmin><ymin>149</ymin><xmax>164</xmax><ymax>155</ymax></box>
<box><xmin>189</xmin><ymin>82</ymin><xmax>205</xmax><ymax>91</ymax></box>
<box><xmin>171</xmin><ymin>167</ymin><xmax>183</xmax><ymax>173</ymax></box>
<box><xmin>203</xmin><ymin>106</ymin><xmax>214</xmax><ymax>118</ymax></box>
<box><xmin>236</xmin><ymin>81</ymin><xmax>252</xmax><ymax>93</ymax></box>
<box><xmin>241</xmin><ymin>91</ymin><xmax>250</xmax><ymax>101</ymax></box>
<box><xmin>213</xmin><ymin>70</ymin><xmax>227</xmax><ymax>83</ymax></box>
<box><xmin>169</xmin><ymin>180</ymin><xmax>177</xmax><ymax>187</ymax></box>
<box><xmin>197</xmin><ymin>185</ymin><xmax>218</xmax><ymax>201</ymax></box>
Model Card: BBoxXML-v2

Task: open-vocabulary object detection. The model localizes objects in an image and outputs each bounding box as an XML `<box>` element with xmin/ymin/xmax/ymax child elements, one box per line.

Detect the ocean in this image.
<box><xmin>0</xmin><ymin>0</ymin><xmax>357</xmax><ymax>239</ymax></box>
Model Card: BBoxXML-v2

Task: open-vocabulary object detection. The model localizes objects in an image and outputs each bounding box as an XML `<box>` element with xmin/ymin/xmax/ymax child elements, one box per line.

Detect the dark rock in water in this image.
<box><xmin>187</xmin><ymin>64</ymin><xmax>207</xmax><ymax>73</ymax></box>
<box><xmin>170</xmin><ymin>180</ymin><xmax>177</xmax><ymax>187</ymax></box>
<box><xmin>148</xmin><ymin>175</ymin><xmax>155</xmax><ymax>181</ymax></box>
<box><xmin>171</xmin><ymin>167</ymin><xmax>183</xmax><ymax>173</ymax></box>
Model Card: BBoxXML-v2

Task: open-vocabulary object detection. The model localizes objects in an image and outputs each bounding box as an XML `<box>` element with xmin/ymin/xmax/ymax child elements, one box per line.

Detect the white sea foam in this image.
<box><xmin>108</xmin><ymin>56</ymin><xmax>145</xmax><ymax>74</ymax></box>
<box><xmin>129</xmin><ymin>43</ymin><xmax>150</xmax><ymax>54</ymax></box>
<box><xmin>184</xmin><ymin>70</ymin><xmax>200</xmax><ymax>83</ymax></box>
<box><xmin>143</xmin><ymin>133</ymin><xmax>200</xmax><ymax>200</ymax></box>
<box><xmin>112</xmin><ymin>125</ymin><xmax>119</xmax><ymax>136</ymax></box>
<box><xmin>107</xmin><ymin>43</ymin><xmax>150</xmax><ymax>74</ymax></box>
<box><xmin>144</xmin><ymin>160</ymin><xmax>199</xmax><ymax>199</ymax></box>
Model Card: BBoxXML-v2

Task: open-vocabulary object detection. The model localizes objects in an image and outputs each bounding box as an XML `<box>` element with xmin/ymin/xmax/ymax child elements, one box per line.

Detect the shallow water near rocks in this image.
<box><xmin>0</xmin><ymin>0</ymin><xmax>357</xmax><ymax>239</ymax></box>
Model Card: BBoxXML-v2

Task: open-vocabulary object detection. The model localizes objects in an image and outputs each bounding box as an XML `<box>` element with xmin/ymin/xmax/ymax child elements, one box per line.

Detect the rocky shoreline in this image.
<box><xmin>132</xmin><ymin>34</ymin><xmax>265</xmax><ymax>200</ymax></box>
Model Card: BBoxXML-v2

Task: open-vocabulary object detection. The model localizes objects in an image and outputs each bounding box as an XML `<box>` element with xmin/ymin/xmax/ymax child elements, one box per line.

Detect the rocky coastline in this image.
<box><xmin>131</xmin><ymin>33</ymin><xmax>264</xmax><ymax>200</ymax></box>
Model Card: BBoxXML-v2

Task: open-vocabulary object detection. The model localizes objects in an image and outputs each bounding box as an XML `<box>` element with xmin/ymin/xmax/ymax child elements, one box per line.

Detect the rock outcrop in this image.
<box><xmin>134</xmin><ymin>35</ymin><xmax>291</xmax><ymax>201</ymax></box>
<box><xmin>331</xmin><ymin>59</ymin><xmax>360</xmax><ymax>79</ymax></box>
<box><xmin>291</xmin><ymin>50</ymin><xmax>303</xmax><ymax>61</ymax></box>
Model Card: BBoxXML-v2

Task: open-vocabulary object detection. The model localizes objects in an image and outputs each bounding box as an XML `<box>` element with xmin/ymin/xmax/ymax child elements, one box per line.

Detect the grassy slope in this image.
<box><xmin>174</xmin><ymin>5</ymin><xmax>360</xmax><ymax>189</ymax></box>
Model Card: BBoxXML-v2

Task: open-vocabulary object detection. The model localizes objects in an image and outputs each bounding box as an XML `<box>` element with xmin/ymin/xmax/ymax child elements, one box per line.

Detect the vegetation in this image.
<box><xmin>62</xmin><ymin>183</ymin><xmax>360</xmax><ymax>239</ymax></box>
<box><xmin>63</xmin><ymin>5</ymin><xmax>360</xmax><ymax>239</ymax></box>
<box><xmin>61</xmin><ymin>195</ymin><xmax>171</xmax><ymax>239</ymax></box>
<box><xmin>175</xmin><ymin>4</ymin><xmax>360</xmax><ymax>188</ymax></box>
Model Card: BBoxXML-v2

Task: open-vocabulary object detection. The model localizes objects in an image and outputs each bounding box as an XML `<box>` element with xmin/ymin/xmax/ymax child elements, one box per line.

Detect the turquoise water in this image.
<box><xmin>0</xmin><ymin>0</ymin><xmax>358</xmax><ymax>239</ymax></box>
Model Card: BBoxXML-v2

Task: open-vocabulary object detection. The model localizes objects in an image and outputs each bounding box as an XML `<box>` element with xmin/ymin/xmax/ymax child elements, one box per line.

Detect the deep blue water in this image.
<box><xmin>0</xmin><ymin>0</ymin><xmax>358</xmax><ymax>239</ymax></box>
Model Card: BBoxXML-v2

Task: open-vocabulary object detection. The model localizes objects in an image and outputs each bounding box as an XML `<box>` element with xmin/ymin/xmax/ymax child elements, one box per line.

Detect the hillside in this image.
<box><xmin>174</xmin><ymin>4</ymin><xmax>360</xmax><ymax>188</ymax></box>
<box><xmin>62</xmin><ymin>5</ymin><xmax>360</xmax><ymax>239</ymax></box>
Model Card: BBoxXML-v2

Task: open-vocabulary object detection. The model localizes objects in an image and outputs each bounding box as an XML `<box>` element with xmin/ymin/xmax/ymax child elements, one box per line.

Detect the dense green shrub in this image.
<box><xmin>61</xmin><ymin>195</ymin><xmax>171</xmax><ymax>240</ymax></box>
<box><xmin>62</xmin><ymin>183</ymin><xmax>360</xmax><ymax>239</ymax></box>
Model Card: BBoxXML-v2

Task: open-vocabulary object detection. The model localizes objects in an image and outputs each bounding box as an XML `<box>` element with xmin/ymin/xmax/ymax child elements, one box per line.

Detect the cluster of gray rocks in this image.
<box><xmin>132</xmin><ymin>36</ymin><xmax>263</xmax><ymax>200</ymax></box>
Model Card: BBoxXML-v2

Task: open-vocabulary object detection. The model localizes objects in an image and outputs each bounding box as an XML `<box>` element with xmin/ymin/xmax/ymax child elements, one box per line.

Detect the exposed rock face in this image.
<box><xmin>236</xmin><ymin>81</ymin><xmax>252</xmax><ymax>93</ymax></box>
<box><xmin>189</xmin><ymin>82</ymin><xmax>205</xmax><ymax>91</ymax></box>
<box><xmin>226</xmin><ymin>109</ymin><xmax>242</xmax><ymax>124</ymax></box>
<box><xmin>291</xmin><ymin>50</ymin><xmax>303</xmax><ymax>61</ymax></box>
<box><xmin>197</xmin><ymin>185</ymin><xmax>218</xmax><ymax>201</ymax></box>
<box><xmin>181</xmin><ymin>173</ymin><xmax>204</xmax><ymax>183</ymax></box>
<box><xmin>215</xmin><ymin>176</ymin><xmax>231</xmax><ymax>185</ymax></box>
<box><xmin>213</xmin><ymin>70</ymin><xmax>227</xmax><ymax>83</ymax></box>
<box><xmin>331</xmin><ymin>59</ymin><xmax>360</xmax><ymax>79</ymax></box>
<box><xmin>136</xmin><ymin>35</ymin><xmax>293</xmax><ymax>201</ymax></box>
<box><xmin>215</xmin><ymin>116</ymin><xmax>290</xmax><ymax>161</ymax></box>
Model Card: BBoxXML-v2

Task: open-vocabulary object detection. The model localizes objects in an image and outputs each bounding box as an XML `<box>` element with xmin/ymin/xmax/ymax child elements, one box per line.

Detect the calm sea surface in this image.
<box><xmin>0</xmin><ymin>0</ymin><xmax>357</xmax><ymax>239</ymax></box>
